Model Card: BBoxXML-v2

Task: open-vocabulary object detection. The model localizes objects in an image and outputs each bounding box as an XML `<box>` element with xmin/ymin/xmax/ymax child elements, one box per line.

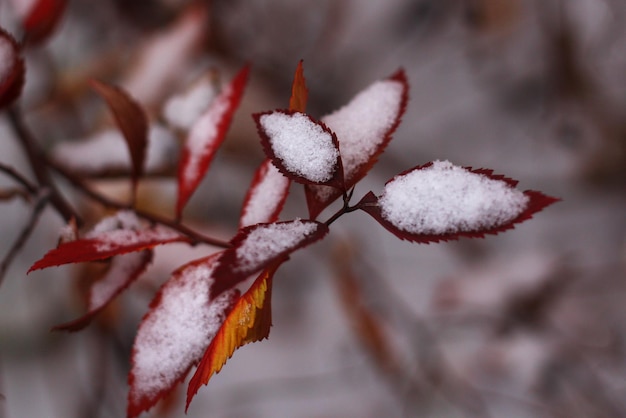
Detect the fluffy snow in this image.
<box><xmin>240</xmin><ymin>161</ymin><xmax>290</xmax><ymax>228</ymax></box>
<box><xmin>89</xmin><ymin>251</ymin><xmax>148</xmax><ymax>308</ymax></box>
<box><xmin>259</xmin><ymin>112</ymin><xmax>339</xmax><ymax>183</ymax></box>
<box><xmin>0</xmin><ymin>35</ymin><xmax>15</xmax><ymax>82</ymax></box>
<box><xmin>131</xmin><ymin>257</ymin><xmax>237</xmax><ymax>399</ymax></box>
<box><xmin>53</xmin><ymin>125</ymin><xmax>178</xmax><ymax>174</ymax></box>
<box><xmin>163</xmin><ymin>76</ymin><xmax>218</xmax><ymax>130</ymax></box>
<box><xmin>378</xmin><ymin>160</ymin><xmax>529</xmax><ymax>235</ymax></box>
<box><xmin>321</xmin><ymin>78</ymin><xmax>404</xmax><ymax>178</ymax></box>
<box><xmin>234</xmin><ymin>220</ymin><xmax>318</xmax><ymax>273</ymax></box>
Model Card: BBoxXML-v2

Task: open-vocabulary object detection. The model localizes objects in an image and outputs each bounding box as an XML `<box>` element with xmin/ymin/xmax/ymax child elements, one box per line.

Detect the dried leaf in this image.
<box><xmin>91</xmin><ymin>80</ymin><xmax>149</xmax><ymax>194</ymax></box>
<box><xmin>289</xmin><ymin>60</ymin><xmax>308</xmax><ymax>112</ymax></box>
<box><xmin>0</xmin><ymin>28</ymin><xmax>25</xmax><ymax>109</ymax></box>
<box><xmin>186</xmin><ymin>262</ymin><xmax>278</xmax><ymax>410</ymax></box>
<box><xmin>176</xmin><ymin>65</ymin><xmax>250</xmax><ymax>219</ymax></box>
<box><xmin>239</xmin><ymin>159</ymin><xmax>290</xmax><ymax>228</ymax></box>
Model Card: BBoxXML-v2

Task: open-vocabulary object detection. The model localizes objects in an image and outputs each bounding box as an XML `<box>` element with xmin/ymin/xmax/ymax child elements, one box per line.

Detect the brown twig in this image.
<box><xmin>0</xmin><ymin>162</ymin><xmax>38</xmax><ymax>194</ymax></box>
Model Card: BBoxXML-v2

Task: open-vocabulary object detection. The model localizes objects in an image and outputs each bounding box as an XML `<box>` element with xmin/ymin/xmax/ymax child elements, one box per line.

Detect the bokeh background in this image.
<box><xmin>1</xmin><ymin>0</ymin><xmax>626</xmax><ymax>417</ymax></box>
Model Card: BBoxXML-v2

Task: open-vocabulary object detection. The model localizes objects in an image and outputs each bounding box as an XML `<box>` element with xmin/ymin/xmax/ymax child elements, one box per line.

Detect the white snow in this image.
<box><xmin>182</xmin><ymin>82</ymin><xmax>233</xmax><ymax>185</ymax></box>
<box><xmin>0</xmin><ymin>35</ymin><xmax>15</xmax><ymax>82</ymax></box>
<box><xmin>9</xmin><ymin>0</ymin><xmax>37</xmax><ymax>18</ymax></box>
<box><xmin>378</xmin><ymin>160</ymin><xmax>529</xmax><ymax>235</ymax></box>
<box><xmin>321</xmin><ymin>78</ymin><xmax>404</xmax><ymax>179</ymax></box>
<box><xmin>259</xmin><ymin>112</ymin><xmax>339</xmax><ymax>183</ymax></box>
<box><xmin>131</xmin><ymin>256</ymin><xmax>237</xmax><ymax>399</ymax></box>
<box><xmin>240</xmin><ymin>160</ymin><xmax>290</xmax><ymax>228</ymax></box>
<box><xmin>53</xmin><ymin>125</ymin><xmax>178</xmax><ymax>174</ymax></box>
<box><xmin>234</xmin><ymin>220</ymin><xmax>319</xmax><ymax>273</ymax></box>
<box><xmin>89</xmin><ymin>251</ymin><xmax>149</xmax><ymax>308</ymax></box>
<box><xmin>163</xmin><ymin>75</ymin><xmax>218</xmax><ymax>131</ymax></box>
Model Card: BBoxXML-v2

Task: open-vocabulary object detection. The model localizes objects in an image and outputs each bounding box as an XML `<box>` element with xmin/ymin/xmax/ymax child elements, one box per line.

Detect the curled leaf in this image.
<box><xmin>0</xmin><ymin>28</ymin><xmax>25</xmax><ymax>109</ymax></box>
<box><xmin>359</xmin><ymin>160</ymin><xmax>559</xmax><ymax>243</ymax></box>
<box><xmin>186</xmin><ymin>262</ymin><xmax>279</xmax><ymax>410</ymax></box>
<box><xmin>176</xmin><ymin>64</ymin><xmax>250</xmax><ymax>219</ymax></box>
<box><xmin>127</xmin><ymin>253</ymin><xmax>238</xmax><ymax>418</ymax></box>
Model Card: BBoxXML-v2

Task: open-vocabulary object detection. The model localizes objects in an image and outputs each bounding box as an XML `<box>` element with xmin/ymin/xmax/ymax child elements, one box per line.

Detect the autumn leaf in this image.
<box><xmin>358</xmin><ymin>160</ymin><xmax>559</xmax><ymax>243</ymax></box>
<box><xmin>306</xmin><ymin>69</ymin><xmax>409</xmax><ymax>218</ymax></box>
<box><xmin>176</xmin><ymin>64</ymin><xmax>250</xmax><ymax>219</ymax></box>
<box><xmin>21</xmin><ymin>0</ymin><xmax>67</xmax><ymax>46</ymax></box>
<box><xmin>91</xmin><ymin>80</ymin><xmax>149</xmax><ymax>197</ymax></box>
<box><xmin>239</xmin><ymin>159</ymin><xmax>290</xmax><ymax>228</ymax></box>
<box><xmin>0</xmin><ymin>28</ymin><xmax>25</xmax><ymax>109</ymax></box>
<box><xmin>186</xmin><ymin>262</ymin><xmax>279</xmax><ymax>410</ymax></box>
<box><xmin>127</xmin><ymin>253</ymin><xmax>239</xmax><ymax>418</ymax></box>
<box><xmin>289</xmin><ymin>60</ymin><xmax>308</xmax><ymax>113</ymax></box>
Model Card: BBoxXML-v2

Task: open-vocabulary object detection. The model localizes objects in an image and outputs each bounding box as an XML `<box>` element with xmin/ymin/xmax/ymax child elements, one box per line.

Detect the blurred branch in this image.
<box><xmin>0</xmin><ymin>162</ymin><xmax>38</xmax><ymax>194</ymax></box>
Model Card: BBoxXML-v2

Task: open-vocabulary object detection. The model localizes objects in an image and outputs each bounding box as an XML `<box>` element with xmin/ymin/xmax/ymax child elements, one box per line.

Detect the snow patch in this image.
<box><xmin>163</xmin><ymin>77</ymin><xmax>218</xmax><ymax>131</ymax></box>
<box><xmin>89</xmin><ymin>251</ymin><xmax>149</xmax><ymax>308</ymax></box>
<box><xmin>260</xmin><ymin>112</ymin><xmax>339</xmax><ymax>183</ymax></box>
<box><xmin>0</xmin><ymin>35</ymin><xmax>15</xmax><ymax>82</ymax></box>
<box><xmin>379</xmin><ymin>160</ymin><xmax>529</xmax><ymax>235</ymax></box>
<box><xmin>240</xmin><ymin>161</ymin><xmax>289</xmax><ymax>227</ymax></box>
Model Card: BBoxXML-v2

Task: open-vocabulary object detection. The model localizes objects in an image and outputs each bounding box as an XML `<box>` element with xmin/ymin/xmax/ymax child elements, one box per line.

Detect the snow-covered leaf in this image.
<box><xmin>211</xmin><ymin>219</ymin><xmax>328</xmax><ymax>296</ymax></box>
<box><xmin>29</xmin><ymin>211</ymin><xmax>188</xmax><ymax>271</ymax></box>
<box><xmin>176</xmin><ymin>64</ymin><xmax>250</xmax><ymax>219</ymax></box>
<box><xmin>254</xmin><ymin>110</ymin><xmax>343</xmax><ymax>187</ymax></box>
<box><xmin>20</xmin><ymin>0</ymin><xmax>67</xmax><ymax>46</ymax></box>
<box><xmin>186</xmin><ymin>261</ymin><xmax>279</xmax><ymax>410</ymax></box>
<box><xmin>289</xmin><ymin>60</ymin><xmax>308</xmax><ymax>113</ymax></box>
<box><xmin>52</xmin><ymin>125</ymin><xmax>178</xmax><ymax>176</ymax></box>
<box><xmin>239</xmin><ymin>159</ymin><xmax>290</xmax><ymax>228</ymax></box>
<box><xmin>306</xmin><ymin>69</ymin><xmax>409</xmax><ymax>218</ymax></box>
<box><xmin>52</xmin><ymin>250</ymin><xmax>153</xmax><ymax>332</ymax></box>
<box><xmin>0</xmin><ymin>28</ymin><xmax>24</xmax><ymax>109</ymax></box>
<box><xmin>127</xmin><ymin>253</ymin><xmax>238</xmax><ymax>418</ymax></box>
<box><xmin>91</xmin><ymin>80</ymin><xmax>149</xmax><ymax>193</ymax></box>
<box><xmin>359</xmin><ymin>160</ymin><xmax>559</xmax><ymax>243</ymax></box>
<box><xmin>162</xmin><ymin>71</ymin><xmax>219</xmax><ymax>131</ymax></box>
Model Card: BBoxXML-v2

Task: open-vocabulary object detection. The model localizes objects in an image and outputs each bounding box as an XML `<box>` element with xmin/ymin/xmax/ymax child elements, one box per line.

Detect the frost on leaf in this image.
<box><xmin>176</xmin><ymin>65</ymin><xmax>250</xmax><ymax>219</ymax></box>
<box><xmin>91</xmin><ymin>80</ymin><xmax>149</xmax><ymax>193</ymax></box>
<box><xmin>0</xmin><ymin>28</ymin><xmax>25</xmax><ymax>109</ymax></box>
<box><xmin>28</xmin><ymin>211</ymin><xmax>188</xmax><ymax>271</ymax></box>
<box><xmin>53</xmin><ymin>250</ymin><xmax>153</xmax><ymax>332</ymax></box>
<box><xmin>211</xmin><ymin>219</ymin><xmax>328</xmax><ymax>296</ymax></box>
<box><xmin>239</xmin><ymin>159</ymin><xmax>290</xmax><ymax>228</ymax></box>
<box><xmin>186</xmin><ymin>262</ymin><xmax>279</xmax><ymax>410</ymax></box>
<box><xmin>306</xmin><ymin>69</ymin><xmax>409</xmax><ymax>218</ymax></box>
<box><xmin>254</xmin><ymin>110</ymin><xmax>343</xmax><ymax>187</ymax></box>
<box><xmin>20</xmin><ymin>0</ymin><xmax>67</xmax><ymax>46</ymax></box>
<box><xmin>127</xmin><ymin>253</ymin><xmax>238</xmax><ymax>418</ymax></box>
<box><xmin>359</xmin><ymin>160</ymin><xmax>559</xmax><ymax>243</ymax></box>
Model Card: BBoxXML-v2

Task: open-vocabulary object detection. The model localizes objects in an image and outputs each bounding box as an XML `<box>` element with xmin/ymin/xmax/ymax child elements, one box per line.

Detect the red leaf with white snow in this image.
<box><xmin>254</xmin><ymin>110</ymin><xmax>344</xmax><ymax>188</ymax></box>
<box><xmin>29</xmin><ymin>211</ymin><xmax>188</xmax><ymax>271</ymax></box>
<box><xmin>239</xmin><ymin>159</ymin><xmax>290</xmax><ymax>228</ymax></box>
<box><xmin>186</xmin><ymin>261</ymin><xmax>279</xmax><ymax>410</ymax></box>
<box><xmin>91</xmin><ymin>80</ymin><xmax>149</xmax><ymax>193</ymax></box>
<box><xmin>0</xmin><ymin>28</ymin><xmax>25</xmax><ymax>109</ymax></box>
<box><xmin>211</xmin><ymin>219</ymin><xmax>328</xmax><ymax>296</ymax></box>
<box><xmin>359</xmin><ymin>160</ymin><xmax>559</xmax><ymax>243</ymax></box>
<box><xmin>306</xmin><ymin>69</ymin><xmax>409</xmax><ymax>218</ymax></box>
<box><xmin>127</xmin><ymin>253</ymin><xmax>238</xmax><ymax>418</ymax></box>
<box><xmin>176</xmin><ymin>65</ymin><xmax>250</xmax><ymax>219</ymax></box>
<box><xmin>289</xmin><ymin>60</ymin><xmax>308</xmax><ymax>113</ymax></box>
<box><xmin>21</xmin><ymin>0</ymin><xmax>67</xmax><ymax>46</ymax></box>
<box><xmin>53</xmin><ymin>250</ymin><xmax>153</xmax><ymax>332</ymax></box>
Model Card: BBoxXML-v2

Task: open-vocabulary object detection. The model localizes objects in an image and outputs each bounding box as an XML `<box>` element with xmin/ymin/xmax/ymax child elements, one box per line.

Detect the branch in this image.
<box><xmin>0</xmin><ymin>162</ymin><xmax>38</xmax><ymax>194</ymax></box>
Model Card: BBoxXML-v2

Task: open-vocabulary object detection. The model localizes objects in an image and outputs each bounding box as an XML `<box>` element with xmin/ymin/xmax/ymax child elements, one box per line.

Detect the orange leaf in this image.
<box><xmin>186</xmin><ymin>262</ymin><xmax>278</xmax><ymax>410</ymax></box>
<box><xmin>289</xmin><ymin>60</ymin><xmax>308</xmax><ymax>112</ymax></box>
<box><xmin>91</xmin><ymin>80</ymin><xmax>149</xmax><ymax>196</ymax></box>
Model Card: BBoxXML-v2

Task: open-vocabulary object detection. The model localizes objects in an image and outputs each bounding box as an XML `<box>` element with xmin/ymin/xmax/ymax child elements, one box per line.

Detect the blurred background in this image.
<box><xmin>1</xmin><ymin>0</ymin><xmax>626</xmax><ymax>417</ymax></box>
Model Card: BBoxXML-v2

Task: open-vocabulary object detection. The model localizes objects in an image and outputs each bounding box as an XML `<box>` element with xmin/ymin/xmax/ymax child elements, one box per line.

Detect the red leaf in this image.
<box><xmin>52</xmin><ymin>250</ymin><xmax>153</xmax><ymax>332</ymax></box>
<box><xmin>211</xmin><ymin>219</ymin><xmax>328</xmax><ymax>296</ymax></box>
<box><xmin>176</xmin><ymin>65</ymin><xmax>250</xmax><ymax>219</ymax></box>
<box><xmin>0</xmin><ymin>28</ymin><xmax>25</xmax><ymax>109</ymax></box>
<box><xmin>91</xmin><ymin>80</ymin><xmax>149</xmax><ymax>194</ymax></box>
<box><xmin>239</xmin><ymin>159</ymin><xmax>290</xmax><ymax>228</ymax></box>
<box><xmin>29</xmin><ymin>212</ymin><xmax>188</xmax><ymax>271</ymax></box>
<box><xmin>186</xmin><ymin>262</ymin><xmax>279</xmax><ymax>410</ymax></box>
<box><xmin>21</xmin><ymin>0</ymin><xmax>67</xmax><ymax>46</ymax></box>
<box><xmin>306</xmin><ymin>69</ymin><xmax>409</xmax><ymax>218</ymax></box>
<box><xmin>358</xmin><ymin>161</ymin><xmax>559</xmax><ymax>243</ymax></box>
<box><xmin>289</xmin><ymin>60</ymin><xmax>308</xmax><ymax>113</ymax></box>
<box><xmin>127</xmin><ymin>253</ymin><xmax>239</xmax><ymax>418</ymax></box>
<box><xmin>253</xmin><ymin>110</ymin><xmax>344</xmax><ymax>187</ymax></box>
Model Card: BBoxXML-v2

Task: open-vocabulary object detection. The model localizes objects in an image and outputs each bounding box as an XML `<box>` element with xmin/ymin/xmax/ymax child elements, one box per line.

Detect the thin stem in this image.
<box><xmin>47</xmin><ymin>158</ymin><xmax>231</xmax><ymax>248</ymax></box>
<box><xmin>6</xmin><ymin>107</ymin><xmax>80</xmax><ymax>224</ymax></box>
<box><xmin>0</xmin><ymin>162</ymin><xmax>38</xmax><ymax>194</ymax></box>
<box><xmin>323</xmin><ymin>189</ymin><xmax>360</xmax><ymax>227</ymax></box>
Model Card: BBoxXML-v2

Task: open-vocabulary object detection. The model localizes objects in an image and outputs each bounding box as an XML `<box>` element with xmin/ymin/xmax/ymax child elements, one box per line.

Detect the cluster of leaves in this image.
<box><xmin>1</xmin><ymin>6</ymin><xmax>557</xmax><ymax>417</ymax></box>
